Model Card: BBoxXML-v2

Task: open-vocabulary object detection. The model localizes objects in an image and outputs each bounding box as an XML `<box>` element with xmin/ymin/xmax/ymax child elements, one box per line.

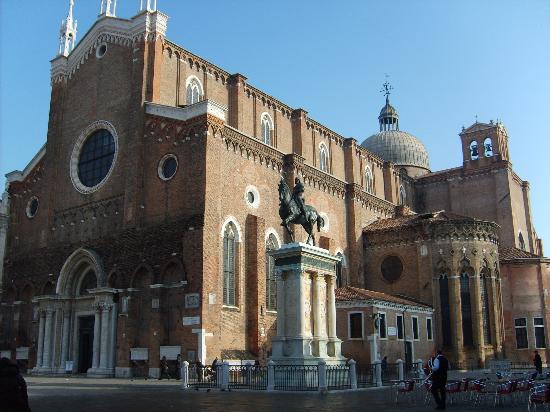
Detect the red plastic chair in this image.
<box><xmin>528</xmin><ymin>384</ymin><xmax>550</xmax><ymax>412</ymax></box>
<box><xmin>446</xmin><ymin>381</ymin><xmax>462</xmax><ymax>405</ymax></box>
<box><xmin>493</xmin><ymin>380</ymin><xmax>515</xmax><ymax>407</ymax></box>
<box><xmin>395</xmin><ymin>379</ymin><xmax>415</xmax><ymax>404</ymax></box>
<box><xmin>423</xmin><ymin>380</ymin><xmax>433</xmax><ymax>405</ymax></box>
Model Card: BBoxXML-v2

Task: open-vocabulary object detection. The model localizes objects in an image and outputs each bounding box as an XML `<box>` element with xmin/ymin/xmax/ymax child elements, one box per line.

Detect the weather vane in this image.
<box><xmin>380</xmin><ymin>74</ymin><xmax>393</xmax><ymax>100</ymax></box>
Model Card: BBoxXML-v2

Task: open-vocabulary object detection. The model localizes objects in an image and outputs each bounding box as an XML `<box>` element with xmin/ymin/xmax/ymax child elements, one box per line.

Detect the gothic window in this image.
<box><xmin>470</xmin><ymin>140</ymin><xmax>479</xmax><ymax>160</ymax></box>
<box><xmin>186</xmin><ymin>77</ymin><xmax>203</xmax><ymax>105</ymax></box>
<box><xmin>336</xmin><ymin>252</ymin><xmax>344</xmax><ymax>288</ymax></box>
<box><xmin>460</xmin><ymin>272</ymin><xmax>474</xmax><ymax>346</ymax></box>
<box><xmin>480</xmin><ymin>268</ymin><xmax>492</xmax><ymax>344</ymax></box>
<box><xmin>484</xmin><ymin>137</ymin><xmax>494</xmax><ymax>157</ymax></box>
<box><xmin>519</xmin><ymin>232</ymin><xmax>526</xmax><ymax>251</ymax></box>
<box><xmin>365</xmin><ymin>166</ymin><xmax>374</xmax><ymax>194</ymax></box>
<box><xmin>265</xmin><ymin>233</ymin><xmax>279</xmax><ymax>311</ymax></box>
<box><xmin>78</xmin><ymin>129</ymin><xmax>116</xmax><ymax>188</ymax></box>
<box><xmin>399</xmin><ymin>185</ymin><xmax>406</xmax><ymax>206</ymax></box>
<box><xmin>439</xmin><ymin>275</ymin><xmax>452</xmax><ymax>347</ymax></box>
<box><xmin>223</xmin><ymin>222</ymin><xmax>237</xmax><ymax>306</ymax></box>
<box><xmin>319</xmin><ymin>143</ymin><xmax>329</xmax><ymax>172</ymax></box>
<box><xmin>261</xmin><ymin>114</ymin><xmax>273</xmax><ymax>146</ymax></box>
<box><xmin>534</xmin><ymin>318</ymin><xmax>547</xmax><ymax>349</ymax></box>
<box><xmin>515</xmin><ymin>318</ymin><xmax>528</xmax><ymax>349</ymax></box>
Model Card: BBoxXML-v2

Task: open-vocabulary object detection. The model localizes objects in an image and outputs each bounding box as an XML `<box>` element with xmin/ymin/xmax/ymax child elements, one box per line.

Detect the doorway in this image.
<box><xmin>405</xmin><ymin>341</ymin><xmax>413</xmax><ymax>371</ymax></box>
<box><xmin>78</xmin><ymin>316</ymin><xmax>95</xmax><ymax>373</ymax></box>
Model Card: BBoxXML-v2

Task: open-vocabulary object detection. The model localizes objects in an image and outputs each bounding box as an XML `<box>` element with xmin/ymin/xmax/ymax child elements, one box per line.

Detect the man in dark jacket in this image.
<box><xmin>430</xmin><ymin>350</ymin><xmax>449</xmax><ymax>410</ymax></box>
<box><xmin>0</xmin><ymin>357</ymin><xmax>31</xmax><ymax>412</ymax></box>
<box><xmin>534</xmin><ymin>351</ymin><xmax>543</xmax><ymax>376</ymax></box>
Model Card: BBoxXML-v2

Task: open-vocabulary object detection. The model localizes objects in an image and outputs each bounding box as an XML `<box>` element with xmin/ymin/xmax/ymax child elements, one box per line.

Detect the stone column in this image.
<box><xmin>449</xmin><ymin>276</ymin><xmax>464</xmax><ymax>364</ymax></box>
<box><xmin>42</xmin><ymin>309</ymin><xmax>54</xmax><ymax>369</ymax></box>
<box><xmin>312</xmin><ymin>273</ymin><xmax>327</xmax><ymax>357</ymax></box>
<box><xmin>296</xmin><ymin>269</ymin><xmax>305</xmax><ymax>337</ymax></box>
<box><xmin>91</xmin><ymin>306</ymin><xmax>101</xmax><ymax>370</ymax></box>
<box><xmin>36</xmin><ymin>310</ymin><xmax>45</xmax><ymax>369</ymax></box>
<box><xmin>60</xmin><ymin>311</ymin><xmax>71</xmax><ymax>371</ymax></box>
<box><xmin>327</xmin><ymin>275</ymin><xmax>337</xmax><ymax>339</ymax></box>
<box><xmin>99</xmin><ymin>304</ymin><xmax>111</xmax><ymax>370</ymax></box>
<box><xmin>492</xmin><ymin>278</ymin><xmax>503</xmax><ymax>355</ymax></box>
<box><xmin>108</xmin><ymin>302</ymin><xmax>117</xmax><ymax>369</ymax></box>
<box><xmin>472</xmin><ymin>274</ymin><xmax>485</xmax><ymax>365</ymax></box>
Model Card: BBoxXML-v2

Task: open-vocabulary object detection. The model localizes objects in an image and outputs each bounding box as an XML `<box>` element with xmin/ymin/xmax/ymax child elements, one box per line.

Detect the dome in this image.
<box><xmin>379</xmin><ymin>101</ymin><xmax>398</xmax><ymax>118</ymax></box>
<box><xmin>361</xmin><ymin>130</ymin><xmax>430</xmax><ymax>170</ymax></box>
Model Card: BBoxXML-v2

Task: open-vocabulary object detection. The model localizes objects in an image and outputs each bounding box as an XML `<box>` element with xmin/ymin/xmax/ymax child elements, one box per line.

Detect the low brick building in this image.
<box><xmin>0</xmin><ymin>1</ymin><xmax>547</xmax><ymax>377</ymax></box>
<box><xmin>336</xmin><ymin>286</ymin><xmax>434</xmax><ymax>367</ymax></box>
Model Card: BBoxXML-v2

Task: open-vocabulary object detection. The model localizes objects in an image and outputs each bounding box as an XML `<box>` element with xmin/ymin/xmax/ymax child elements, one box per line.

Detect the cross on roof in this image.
<box><xmin>380</xmin><ymin>75</ymin><xmax>393</xmax><ymax>100</ymax></box>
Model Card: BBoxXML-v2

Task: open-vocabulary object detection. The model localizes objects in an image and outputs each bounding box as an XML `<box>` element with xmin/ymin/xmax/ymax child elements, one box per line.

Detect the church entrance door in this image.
<box><xmin>78</xmin><ymin>316</ymin><xmax>94</xmax><ymax>373</ymax></box>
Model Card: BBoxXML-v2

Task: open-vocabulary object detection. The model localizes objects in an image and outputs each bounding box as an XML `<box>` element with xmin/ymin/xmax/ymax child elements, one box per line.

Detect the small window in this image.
<box><xmin>260</xmin><ymin>114</ymin><xmax>273</xmax><ymax>146</ymax></box>
<box><xmin>484</xmin><ymin>137</ymin><xmax>493</xmax><ymax>157</ymax></box>
<box><xmin>378</xmin><ymin>313</ymin><xmax>387</xmax><ymax>339</ymax></box>
<box><xmin>515</xmin><ymin>318</ymin><xmax>528</xmax><ymax>349</ymax></box>
<box><xmin>534</xmin><ymin>317</ymin><xmax>546</xmax><ymax>349</ymax></box>
<box><xmin>365</xmin><ymin>166</ymin><xmax>374</xmax><ymax>194</ymax></box>
<box><xmin>427</xmin><ymin>317</ymin><xmax>433</xmax><ymax>340</ymax></box>
<box><xmin>399</xmin><ymin>185</ymin><xmax>406</xmax><ymax>206</ymax></box>
<box><xmin>396</xmin><ymin>315</ymin><xmax>404</xmax><ymax>340</ymax></box>
<box><xmin>26</xmin><ymin>196</ymin><xmax>39</xmax><ymax>219</ymax></box>
<box><xmin>412</xmin><ymin>316</ymin><xmax>419</xmax><ymax>340</ymax></box>
<box><xmin>349</xmin><ymin>312</ymin><xmax>363</xmax><ymax>339</ymax></box>
<box><xmin>470</xmin><ymin>140</ymin><xmax>479</xmax><ymax>160</ymax></box>
<box><xmin>319</xmin><ymin>143</ymin><xmax>329</xmax><ymax>172</ymax></box>
<box><xmin>381</xmin><ymin>255</ymin><xmax>403</xmax><ymax>283</ymax></box>
<box><xmin>186</xmin><ymin>77</ymin><xmax>203</xmax><ymax>105</ymax></box>
<box><xmin>244</xmin><ymin>185</ymin><xmax>260</xmax><ymax>209</ymax></box>
<box><xmin>96</xmin><ymin>43</ymin><xmax>107</xmax><ymax>59</ymax></box>
<box><xmin>158</xmin><ymin>154</ymin><xmax>178</xmax><ymax>181</ymax></box>
<box><xmin>519</xmin><ymin>232</ymin><xmax>526</xmax><ymax>251</ymax></box>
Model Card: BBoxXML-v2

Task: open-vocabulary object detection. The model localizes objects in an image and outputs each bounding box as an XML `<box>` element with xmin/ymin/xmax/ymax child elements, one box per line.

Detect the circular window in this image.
<box><xmin>26</xmin><ymin>196</ymin><xmax>39</xmax><ymax>219</ymax></box>
<box><xmin>158</xmin><ymin>154</ymin><xmax>178</xmax><ymax>181</ymax></box>
<box><xmin>70</xmin><ymin>121</ymin><xmax>118</xmax><ymax>194</ymax></box>
<box><xmin>96</xmin><ymin>44</ymin><xmax>107</xmax><ymax>59</ymax></box>
<box><xmin>381</xmin><ymin>255</ymin><xmax>403</xmax><ymax>283</ymax></box>
<box><xmin>244</xmin><ymin>185</ymin><xmax>260</xmax><ymax>209</ymax></box>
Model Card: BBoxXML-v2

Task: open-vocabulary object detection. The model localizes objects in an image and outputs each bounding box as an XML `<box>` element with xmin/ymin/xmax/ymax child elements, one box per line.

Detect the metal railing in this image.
<box><xmin>382</xmin><ymin>362</ymin><xmax>399</xmax><ymax>384</ymax></box>
<box><xmin>228</xmin><ymin>365</ymin><xmax>268</xmax><ymax>390</ymax></box>
<box><xmin>188</xmin><ymin>365</ymin><xmax>220</xmax><ymax>389</ymax></box>
<box><xmin>273</xmin><ymin>365</ymin><xmax>319</xmax><ymax>391</ymax></box>
<box><xmin>326</xmin><ymin>365</ymin><xmax>351</xmax><ymax>390</ymax></box>
<box><xmin>357</xmin><ymin>364</ymin><xmax>376</xmax><ymax>388</ymax></box>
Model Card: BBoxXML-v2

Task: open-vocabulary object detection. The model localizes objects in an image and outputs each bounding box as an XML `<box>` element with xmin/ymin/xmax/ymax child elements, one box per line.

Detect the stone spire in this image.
<box><xmin>58</xmin><ymin>0</ymin><xmax>78</xmax><ymax>57</ymax></box>
<box><xmin>99</xmin><ymin>0</ymin><xmax>117</xmax><ymax>17</ymax></box>
<box><xmin>140</xmin><ymin>0</ymin><xmax>158</xmax><ymax>12</ymax></box>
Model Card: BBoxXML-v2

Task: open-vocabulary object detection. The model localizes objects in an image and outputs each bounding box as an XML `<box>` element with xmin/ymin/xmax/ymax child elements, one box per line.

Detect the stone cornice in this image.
<box><xmin>414</xmin><ymin>161</ymin><xmax>511</xmax><ymax>185</ymax></box>
<box><xmin>346</xmin><ymin>183</ymin><xmax>394</xmax><ymax>215</ymax></box>
<box><xmin>145</xmin><ymin>100</ymin><xmax>227</xmax><ymax>123</ymax></box>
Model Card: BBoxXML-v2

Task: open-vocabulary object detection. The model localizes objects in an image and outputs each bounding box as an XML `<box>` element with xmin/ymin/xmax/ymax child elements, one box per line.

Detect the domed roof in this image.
<box><xmin>379</xmin><ymin>101</ymin><xmax>398</xmax><ymax>118</ymax></box>
<box><xmin>361</xmin><ymin>130</ymin><xmax>430</xmax><ymax>170</ymax></box>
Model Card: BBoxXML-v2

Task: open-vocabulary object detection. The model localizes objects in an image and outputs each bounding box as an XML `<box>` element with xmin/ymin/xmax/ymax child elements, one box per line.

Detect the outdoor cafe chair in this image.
<box><xmin>394</xmin><ymin>379</ymin><xmax>415</xmax><ymax>404</ymax></box>
<box><xmin>446</xmin><ymin>381</ymin><xmax>462</xmax><ymax>405</ymax></box>
<box><xmin>528</xmin><ymin>384</ymin><xmax>550</xmax><ymax>412</ymax></box>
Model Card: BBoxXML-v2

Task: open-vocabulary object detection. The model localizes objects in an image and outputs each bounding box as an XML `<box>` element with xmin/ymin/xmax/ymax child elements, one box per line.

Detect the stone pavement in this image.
<box><xmin>26</xmin><ymin>376</ymin><xmax>529</xmax><ymax>412</ymax></box>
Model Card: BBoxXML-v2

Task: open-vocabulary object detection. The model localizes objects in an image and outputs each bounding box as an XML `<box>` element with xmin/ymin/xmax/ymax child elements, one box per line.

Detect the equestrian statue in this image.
<box><xmin>278</xmin><ymin>177</ymin><xmax>324</xmax><ymax>246</ymax></box>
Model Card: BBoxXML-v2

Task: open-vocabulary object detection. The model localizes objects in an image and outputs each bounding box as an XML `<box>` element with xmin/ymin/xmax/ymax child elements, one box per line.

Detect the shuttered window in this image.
<box><xmin>223</xmin><ymin>223</ymin><xmax>237</xmax><ymax>306</ymax></box>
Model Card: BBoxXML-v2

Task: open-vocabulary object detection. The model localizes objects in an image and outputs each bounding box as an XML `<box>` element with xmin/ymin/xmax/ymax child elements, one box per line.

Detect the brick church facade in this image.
<box><xmin>0</xmin><ymin>2</ymin><xmax>548</xmax><ymax>376</ymax></box>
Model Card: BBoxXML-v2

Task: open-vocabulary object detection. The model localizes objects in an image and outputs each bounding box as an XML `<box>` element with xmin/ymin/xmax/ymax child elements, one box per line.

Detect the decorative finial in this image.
<box><xmin>380</xmin><ymin>74</ymin><xmax>393</xmax><ymax>104</ymax></box>
<box><xmin>99</xmin><ymin>0</ymin><xmax>117</xmax><ymax>17</ymax></box>
<box><xmin>475</xmin><ymin>114</ymin><xmax>478</xmax><ymax>123</ymax></box>
<box><xmin>140</xmin><ymin>0</ymin><xmax>158</xmax><ymax>11</ymax></box>
<box><xmin>58</xmin><ymin>0</ymin><xmax>78</xmax><ymax>57</ymax></box>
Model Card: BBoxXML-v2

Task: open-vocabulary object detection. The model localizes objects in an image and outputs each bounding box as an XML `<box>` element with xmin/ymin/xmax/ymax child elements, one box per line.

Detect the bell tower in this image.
<box><xmin>459</xmin><ymin>120</ymin><xmax>510</xmax><ymax>169</ymax></box>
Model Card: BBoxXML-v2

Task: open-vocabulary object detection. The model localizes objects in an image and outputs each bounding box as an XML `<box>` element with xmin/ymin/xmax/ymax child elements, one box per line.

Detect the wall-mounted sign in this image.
<box><xmin>130</xmin><ymin>347</ymin><xmax>149</xmax><ymax>361</ymax></box>
<box><xmin>160</xmin><ymin>346</ymin><xmax>181</xmax><ymax>360</ymax></box>
<box><xmin>182</xmin><ymin>316</ymin><xmax>200</xmax><ymax>326</ymax></box>
<box><xmin>387</xmin><ymin>326</ymin><xmax>397</xmax><ymax>337</ymax></box>
<box><xmin>185</xmin><ymin>293</ymin><xmax>200</xmax><ymax>309</ymax></box>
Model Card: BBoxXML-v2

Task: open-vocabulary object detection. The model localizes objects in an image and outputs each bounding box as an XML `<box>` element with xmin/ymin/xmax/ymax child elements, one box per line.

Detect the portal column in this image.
<box><xmin>36</xmin><ymin>310</ymin><xmax>45</xmax><ymax>369</ymax></box>
<box><xmin>472</xmin><ymin>274</ymin><xmax>485</xmax><ymax>366</ymax></box>
<box><xmin>91</xmin><ymin>305</ymin><xmax>101</xmax><ymax>370</ymax></box>
<box><xmin>296</xmin><ymin>269</ymin><xmax>305</xmax><ymax>337</ymax></box>
<box><xmin>42</xmin><ymin>309</ymin><xmax>54</xmax><ymax>369</ymax></box>
<box><xmin>59</xmin><ymin>310</ymin><xmax>71</xmax><ymax>372</ymax></box>
<box><xmin>449</xmin><ymin>276</ymin><xmax>464</xmax><ymax>364</ymax></box>
<box><xmin>99</xmin><ymin>304</ymin><xmax>111</xmax><ymax>370</ymax></box>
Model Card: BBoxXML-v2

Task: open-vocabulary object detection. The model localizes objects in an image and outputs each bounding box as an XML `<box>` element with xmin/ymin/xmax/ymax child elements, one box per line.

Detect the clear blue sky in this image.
<box><xmin>1</xmin><ymin>0</ymin><xmax>549</xmax><ymax>244</ymax></box>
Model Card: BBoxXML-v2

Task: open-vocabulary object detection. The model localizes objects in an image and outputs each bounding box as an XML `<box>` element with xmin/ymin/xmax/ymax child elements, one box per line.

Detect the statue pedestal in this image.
<box><xmin>269</xmin><ymin>242</ymin><xmax>346</xmax><ymax>365</ymax></box>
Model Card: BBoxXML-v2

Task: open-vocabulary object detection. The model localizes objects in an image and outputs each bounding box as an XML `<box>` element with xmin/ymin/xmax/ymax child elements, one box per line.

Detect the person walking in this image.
<box><xmin>0</xmin><ymin>357</ymin><xmax>31</xmax><ymax>412</ymax></box>
<box><xmin>381</xmin><ymin>356</ymin><xmax>388</xmax><ymax>382</ymax></box>
<box><xmin>430</xmin><ymin>350</ymin><xmax>449</xmax><ymax>410</ymax></box>
<box><xmin>159</xmin><ymin>356</ymin><xmax>171</xmax><ymax>380</ymax></box>
<box><xmin>175</xmin><ymin>354</ymin><xmax>182</xmax><ymax>380</ymax></box>
<box><xmin>534</xmin><ymin>350</ymin><xmax>543</xmax><ymax>376</ymax></box>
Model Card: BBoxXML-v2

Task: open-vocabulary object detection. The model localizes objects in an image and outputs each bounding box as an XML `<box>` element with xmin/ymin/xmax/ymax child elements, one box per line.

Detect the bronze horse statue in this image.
<box><xmin>278</xmin><ymin>178</ymin><xmax>324</xmax><ymax>246</ymax></box>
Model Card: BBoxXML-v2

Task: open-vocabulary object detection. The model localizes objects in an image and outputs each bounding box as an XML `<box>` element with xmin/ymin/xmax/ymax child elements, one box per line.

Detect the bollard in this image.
<box><xmin>318</xmin><ymin>360</ymin><xmax>327</xmax><ymax>393</ymax></box>
<box><xmin>415</xmin><ymin>359</ymin><xmax>424</xmax><ymax>378</ymax></box>
<box><xmin>374</xmin><ymin>360</ymin><xmax>382</xmax><ymax>387</ymax></box>
<box><xmin>181</xmin><ymin>361</ymin><xmax>189</xmax><ymax>389</ymax></box>
<box><xmin>220</xmin><ymin>362</ymin><xmax>229</xmax><ymax>390</ymax></box>
<box><xmin>397</xmin><ymin>358</ymin><xmax>404</xmax><ymax>380</ymax></box>
<box><xmin>267</xmin><ymin>360</ymin><xmax>275</xmax><ymax>391</ymax></box>
<box><xmin>348</xmin><ymin>359</ymin><xmax>357</xmax><ymax>390</ymax></box>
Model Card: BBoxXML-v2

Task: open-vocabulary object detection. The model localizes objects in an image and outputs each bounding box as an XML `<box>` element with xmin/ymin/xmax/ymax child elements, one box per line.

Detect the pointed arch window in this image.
<box><xmin>519</xmin><ymin>232</ymin><xmax>526</xmax><ymax>251</ymax></box>
<box><xmin>261</xmin><ymin>114</ymin><xmax>274</xmax><ymax>146</ymax></box>
<box><xmin>365</xmin><ymin>166</ymin><xmax>374</xmax><ymax>194</ymax></box>
<box><xmin>223</xmin><ymin>222</ymin><xmax>237</xmax><ymax>306</ymax></box>
<box><xmin>266</xmin><ymin>233</ymin><xmax>279</xmax><ymax>311</ymax></box>
<box><xmin>399</xmin><ymin>185</ymin><xmax>406</xmax><ymax>206</ymax></box>
<box><xmin>186</xmin><ymin>77</ymin><xmax>203</xmax><ymax>105</ymax></box>
<box><xmin>470</xmin><ymin>140</ymin><xmax>479</xmax><ymax>160</ymax></box>
<box><xmin>439</xmin><ymin>275</ymin><xmax>452</xmax><ymax>347</ymax></box>
<box><xmin>480</xmin><ymin>267</ymin><xmax>492</xmax><ymax>344</ymax></box>
<box><xmin>484</xmin><ymin>137</ymin><xmax>493</xmax><ymax>157</ymax></box>
<box><xmin>319</xmin><ymin>143</ymin><xmax>329</xmax><ymax>173</ymax></box>
<box><xmin>460</xmin><ymin>272</ymin><xmax>474</xmax><ymax>346</ymax></box>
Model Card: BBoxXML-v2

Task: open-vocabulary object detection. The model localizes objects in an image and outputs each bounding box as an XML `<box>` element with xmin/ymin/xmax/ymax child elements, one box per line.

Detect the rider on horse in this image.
<box><xmin>292</xmin><ymin>177</ymin><xmax>307</xmax><ymax>218</ymax></box>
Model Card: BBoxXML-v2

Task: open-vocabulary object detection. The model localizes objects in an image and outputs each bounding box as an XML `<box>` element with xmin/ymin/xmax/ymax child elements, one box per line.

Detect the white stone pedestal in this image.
<box><xmin>269</xmin><ymin>242</ymin><xmax>346</xmax><ymax>365</ymax></box>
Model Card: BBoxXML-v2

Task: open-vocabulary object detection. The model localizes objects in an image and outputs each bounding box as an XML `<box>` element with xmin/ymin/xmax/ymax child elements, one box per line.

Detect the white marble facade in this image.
<box><xmin>270</xmin><ymin>243</ymin><xmax>346</xmax><ymax>365</ymax></box>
